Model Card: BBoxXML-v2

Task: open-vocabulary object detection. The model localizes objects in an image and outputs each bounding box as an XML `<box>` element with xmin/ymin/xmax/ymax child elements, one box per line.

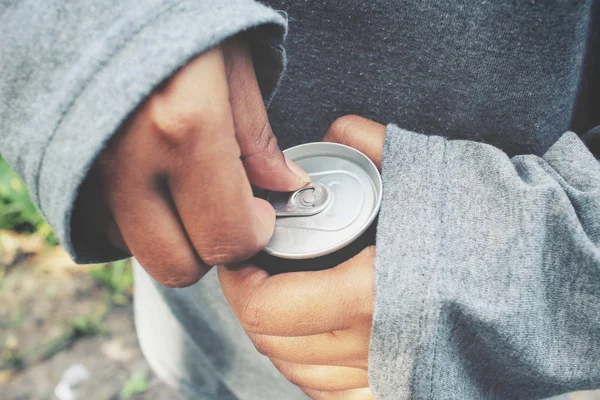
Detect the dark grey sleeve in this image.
<box><xmin>370</xmin><ymin>125</ymin><xmax>600</xmax><ymax>399</ymax></box>
<box><xmin>0</xmin><ymin>0</ymin><xmax>287</xmax><ymax>263</ymax></box>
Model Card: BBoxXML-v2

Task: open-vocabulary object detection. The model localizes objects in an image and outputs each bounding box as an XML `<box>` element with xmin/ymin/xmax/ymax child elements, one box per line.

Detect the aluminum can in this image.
<box><xmin>252</xmin><ymin>142</ymin><xmax>382</xmax><ymax>274</ymax></box>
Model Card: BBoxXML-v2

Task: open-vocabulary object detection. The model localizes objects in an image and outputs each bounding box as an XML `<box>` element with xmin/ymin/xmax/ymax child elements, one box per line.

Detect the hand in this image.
<box><xmin>76</xmin><ymin>37</ymin><xmax>310</xmax><ymax>287</ymax></box>
<box><xmin>218</xmin><ymin>115</ymin><xmax>386</xmax><ymax>400</ymax></box>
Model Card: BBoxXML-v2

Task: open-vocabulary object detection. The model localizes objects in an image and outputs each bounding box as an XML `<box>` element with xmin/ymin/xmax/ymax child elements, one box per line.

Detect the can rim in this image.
<box><xmin>263</xmin><ymin>142</ymin><xmax>382</xmax><ymax>259</ymax></box>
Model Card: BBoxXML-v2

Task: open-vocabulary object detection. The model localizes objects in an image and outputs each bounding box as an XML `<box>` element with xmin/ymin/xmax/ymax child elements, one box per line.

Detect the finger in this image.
<box><xmin>218</xmin><ymin>246</ymin><xmax>375</xmax><ymax>336</ymax></box>
<box><xmin>250</xmin><ymin>331</ymin><xmax>369</xmax><ymax>370</ymax></box>
<box><xmin>270</xmin><ymin>358</ymin><xmax>369</xmax><ymax>392</ymax></box>
<box><xmin>323</xmin><ymin>115</ymin><xmax>385</xmax><ymax>170</ymax></box>
<box><xmin>109</xmin><ymin>179</ymin><xmax>209</xmax><ymax>288</ymax></box>
<box><xmin>223</xmin><ymin>37</ymin><xmax>310</xmax><ymax>191</ymax></box>
<box><xmin>300</xmin><ymin>387</ymin><xmax>375</xmax><ymax>400</ymax></box>
<box><xmin>95</xmin><ymin>91</ymin><xmax>210</xmax><ymax>288</ymax></box>
<box><xmin>148</xmin><ymin>46</ymin><xmax>274</xmax><ymax>265</ymax></box>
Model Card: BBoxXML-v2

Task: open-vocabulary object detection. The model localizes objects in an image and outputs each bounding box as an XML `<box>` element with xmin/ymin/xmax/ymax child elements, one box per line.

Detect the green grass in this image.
<box><xmin>0</xmin><ymin>156</ymin><xmax>57</xmax><ymax>245</ymax></box>
<box><xmin>0</xmin><ymin>157</ymin><xmax>137</xmax><ymax>373</ymax></box>
<box><xmin>89</xmin><ymin>260</ymin><xmax>134</xmax><ymax>305</ymax></box>
<box><xmin>121</xmin><ymin>372</ymin><xmax>150</xmax><ymax>399</ymax></box>
<box><xmin>0</xmin><ymin>157</ymin><xmax>134</xmax><ymax>303</ymax></box>
<box><xmin>0</xmin><ymin>310</ymin><xmax>108</xmax><ymax>371</ymax></box>
<box><xmin>0</xmin><ymin>155</ymin><xmax>136</xmax><ymax>304</ymax></box>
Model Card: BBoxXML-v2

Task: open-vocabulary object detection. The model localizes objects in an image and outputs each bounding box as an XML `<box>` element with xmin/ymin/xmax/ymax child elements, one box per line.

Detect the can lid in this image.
<box><xmin>262</xmin><ymin>142</ymin><xmax>382</xmax><ymax>260</ymax></box>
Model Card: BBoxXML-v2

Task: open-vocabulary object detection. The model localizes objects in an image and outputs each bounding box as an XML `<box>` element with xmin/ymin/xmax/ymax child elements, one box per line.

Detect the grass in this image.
<box><xmin>0</xmin><ymin>156</ymin><xmax>56</xmax><ymax>245</ymax></box>
<box><xmin>89</xmin><ymin>260</ymin><xmax>134</xmax><ymax>305</ymax></box>
<box><xmin>121</xmin><ymin>372</ymin><xmax>150</xmax><ymax>399</ymax></box>
<box><xmin>0</xmin><ymin>309</ymin><xmax>108</xmax><ymax>371</ymax></box>
<box><xmin>0</xmin><ymin>156</ymin><xmax>135</xmax><ymax>371</ymax></box>
<box><xmin>0</xmin><ymin>156</ymin><xmax>134</xmax><ymax>304</ymax></box>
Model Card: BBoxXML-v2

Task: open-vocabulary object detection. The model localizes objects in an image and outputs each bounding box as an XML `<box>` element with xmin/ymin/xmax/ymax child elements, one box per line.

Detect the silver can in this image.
<box><xmin>253</xmin><ymin>142</ymin><xmax>382</xmax><ymax>274</ymax></box>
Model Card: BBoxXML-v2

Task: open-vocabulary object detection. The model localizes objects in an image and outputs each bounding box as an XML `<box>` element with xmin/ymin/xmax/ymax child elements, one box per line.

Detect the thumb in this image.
<box><xmin>224</xmin><ymin>38</ymin><xmax>310</xmax><ymax>192</ymax></box>
<box><xmin>323</xmin><ymin>115</ymin><xmax>386</xmax><ymax>170</ymax></box>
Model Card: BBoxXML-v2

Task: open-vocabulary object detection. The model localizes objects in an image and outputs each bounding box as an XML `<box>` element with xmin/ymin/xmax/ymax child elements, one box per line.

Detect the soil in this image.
<box><xmin>0</xmin><ymin>241</ymin><xmax>180</xmax><ymax>400</ymax></box>
<box><xmin>2</xmin><ymin>306</ymin><xmax>182</xmax><ymax>400</ymax></box>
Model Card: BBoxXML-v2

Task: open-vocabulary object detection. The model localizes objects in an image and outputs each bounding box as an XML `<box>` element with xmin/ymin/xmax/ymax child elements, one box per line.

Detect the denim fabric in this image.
<box><xmin>2</xmin><ymin>0</ymin><xmax>600</xmax><ymax>399</ymax></box>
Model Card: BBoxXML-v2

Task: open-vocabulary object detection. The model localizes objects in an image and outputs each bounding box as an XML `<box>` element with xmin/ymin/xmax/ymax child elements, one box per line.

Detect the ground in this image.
<box><xmin>2</xmin><ymin>307</ymin><xmax>182</xmax><ymax>400</ymax></box>
<box><xmin>0</xmin><ymin>233</ymin><xmax>181</xmax><ymax>400</ymax></box>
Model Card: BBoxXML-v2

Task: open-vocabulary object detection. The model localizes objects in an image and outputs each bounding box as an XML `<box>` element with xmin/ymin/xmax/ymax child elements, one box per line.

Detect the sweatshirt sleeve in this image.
<box><xmin>0</xmin><ymin>0</ymin><xmax>287</xmax><ymax>263</ymax></box>
<box><xmin>370</xmin><ymin>125</ymin><xmax>600</xmax><ymax>399</ymax></box>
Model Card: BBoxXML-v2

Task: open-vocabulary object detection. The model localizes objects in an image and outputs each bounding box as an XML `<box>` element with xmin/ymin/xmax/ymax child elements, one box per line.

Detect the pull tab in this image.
<box><xmin>267</xmin><ymin>183</ymin><xmax>331</xmax><ymax>217</ymax></box>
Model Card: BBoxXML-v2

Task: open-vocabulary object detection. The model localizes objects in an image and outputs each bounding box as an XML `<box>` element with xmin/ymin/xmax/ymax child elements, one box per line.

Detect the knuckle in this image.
<box><xmin>158</xmin><ymin>268</ymin><xmax>202</xmax><ymax>288</ymax></box>
<box><xmin>151</xmin><ymin>257</ymin><xmax>204</xmax><ymax>288</ymax></box>
<box><xmin>240</xmin><ymin>293</ymin><xmax>266</xmax><ymax>333</ymax></box>
<box><xmin>148</xmin><ymin>100</ymin><xmax>198</xmax><ymax>143</ymax></box>
<box><xmin>353</xmin><ymin>297</ymin><xmax>374</xmax><ymax>329</ymax></box>
<box><xmin>200</xmin><ymin>242</ymin><xmax>256</xmax><ymax>265</ymax></box>
<box><xmin>354</xmin><ymin>304</ymin><xmax>374</xmax><ymax>329</ymax></box>
<box><xmin>147</xmin><ymin>95</ymin><xmax>226</xmax><ymax>145</ymax></box>
<box><xmin>327</xmin><ymin>115</ymin><xmax>360</xmax><ymax>144</ymax></box>
<box><xmin>277</xmin><ymin>362</ymin><xmax>300</xmax><ymax>386</ymax></box>
<box><xmin>250</xmin><ymin>335</ymin><xmax>272</xmax><ymax>356</ymax></box>
<box><xmin>198</xmin><ymin>230</ymin><xmax>261</xmax><ymax>265</ymax></box>
<box><xmin>258</xmin><ymin>130</ymin><xmax>280</xmax><ymax>161</ymax></box>
<box><xmin>340</xmin><ymin>245</ymin><xmax>376</xmax><ymax>327</ymax></box>
<box><xmin>200</xmin><ymin>245</ymin><xmax>241</xmax><ymax>266</ymax></box>
<box><xmin>253</xmin><ymin>116</ymin><xmax>277</xmax><ymax>152</ymax></box>
<box><xmin>242</xmin><ymin>115</ymin><xmax>280</xmax><ymax>164</ymax></box>
<box><xmin>357</xmin><ymin>358</ymin><xmax>369</xmax><ymax>371</ymax></box>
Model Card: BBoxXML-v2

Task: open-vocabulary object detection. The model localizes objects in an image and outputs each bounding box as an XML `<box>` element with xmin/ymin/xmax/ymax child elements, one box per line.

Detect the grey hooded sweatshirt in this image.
<box><xmin>2</xmin><ymin>1</ymin><xmax>600</xmax><ymax>399</ymax></box>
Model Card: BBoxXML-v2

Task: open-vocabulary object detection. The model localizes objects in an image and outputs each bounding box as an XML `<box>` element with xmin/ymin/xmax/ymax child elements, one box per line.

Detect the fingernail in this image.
<box><xmin>285</xmin><ymin>157</ymin><xmax>311</xmax><ymax>184</ymax></box>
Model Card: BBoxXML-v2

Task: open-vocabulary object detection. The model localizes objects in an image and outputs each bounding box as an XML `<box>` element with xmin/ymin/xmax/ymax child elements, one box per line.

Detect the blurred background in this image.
<box><xmin>0</xmin><ymin>156</ymin><xmax>180</xmax><ymax>399</ymax></box>
<box><xmin>0</xmin><ymin>156</ymin><xmax>599</xmax><ymax>400</ymax></box>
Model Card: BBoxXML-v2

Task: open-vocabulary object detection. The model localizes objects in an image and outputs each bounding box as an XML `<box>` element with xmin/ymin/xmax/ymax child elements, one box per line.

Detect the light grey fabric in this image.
<box><xmin>372</xmin><ymin>127</ymin><xmax>600</xmax><ymax>399</ymax></box>
<box><xmin>3</xmin><ymin>0</ymin><xmax>600</xmax><ymax>399</ymax></box>
<box><xmin>0</xmin><ymin>0</ymin><xmax>286</xmax><ymax>262</ymax></box>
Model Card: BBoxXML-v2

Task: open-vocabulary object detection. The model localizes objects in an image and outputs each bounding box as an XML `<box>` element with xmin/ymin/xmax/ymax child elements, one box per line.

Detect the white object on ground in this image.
<box><xmin>53</xmin><ymin>364</ymin><xmax>90</xmax><ymax>400</ymax></box>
